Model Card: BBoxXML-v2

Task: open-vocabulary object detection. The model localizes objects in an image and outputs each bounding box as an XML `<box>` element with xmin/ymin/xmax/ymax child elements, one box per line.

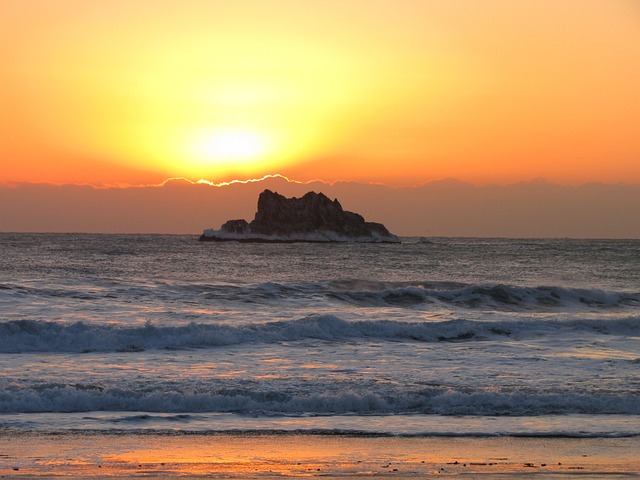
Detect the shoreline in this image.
<box><xmin>1</xmin><ymin>432</ymin><xmax>639</xmax><ymax>478</ymax></box>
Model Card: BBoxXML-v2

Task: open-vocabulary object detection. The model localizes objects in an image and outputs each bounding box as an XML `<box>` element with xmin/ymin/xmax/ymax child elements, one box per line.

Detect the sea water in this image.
<box><xmin>0</xmin><ymin>234</ymin><xmax>638</xmax><ymax>437</ymax></box>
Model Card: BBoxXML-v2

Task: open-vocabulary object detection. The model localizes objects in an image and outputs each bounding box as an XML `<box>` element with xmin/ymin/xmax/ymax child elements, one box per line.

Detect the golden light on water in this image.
<box><xmin>5</xmin><ymin>434</ymin><xmax>637</xmax><ymax>477</ymax></box>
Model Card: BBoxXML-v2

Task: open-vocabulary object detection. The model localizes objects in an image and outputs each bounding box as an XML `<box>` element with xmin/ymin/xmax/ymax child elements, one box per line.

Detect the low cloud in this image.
<box><xmin>1</xmin><ymin>177</ymin><xmax>638</xmax><ymax>238</ymax></box>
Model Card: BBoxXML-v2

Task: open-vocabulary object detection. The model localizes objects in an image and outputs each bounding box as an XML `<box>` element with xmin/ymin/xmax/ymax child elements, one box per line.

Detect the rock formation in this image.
<box><xmin>200</xmin><ymin>189</ymin><xmax>400</xmax><ymax>243</ymax></box>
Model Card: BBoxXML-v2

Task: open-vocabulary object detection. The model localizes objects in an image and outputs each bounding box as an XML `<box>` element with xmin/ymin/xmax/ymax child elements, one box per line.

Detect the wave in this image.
<box><xmin>3</xmin><ymin>412</ymin><xmax>639</xmax><ymax>438</ymax></box>
<box><xmin>3</xmin><ymin>279</ymin><xmax>638</xmax><ymax>312</ymax></box>
<box><xmin>1</xmin><ymin>382</ymin><xmax>639</xmax><ymax>416</ymax></box>
<box><xmin>1</xmin><ymin>315</ymin><xmax>638</xmax><ymax>353</ymax></box>
<box><xmin>325</xmin><ymin>281</ymin><xmax>640</xmax><ymax>310</ymax></box>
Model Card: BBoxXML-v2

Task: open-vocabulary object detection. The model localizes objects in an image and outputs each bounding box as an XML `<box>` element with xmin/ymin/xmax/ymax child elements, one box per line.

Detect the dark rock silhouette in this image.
<box><xmin>200</xmin><ymin>189</ymin><xmax>400</xmax><ymax>243</ymax></box>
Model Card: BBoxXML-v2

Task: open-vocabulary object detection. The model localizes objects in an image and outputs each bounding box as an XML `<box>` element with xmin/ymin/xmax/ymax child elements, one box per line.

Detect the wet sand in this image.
<box><xmin>1</xmin><ymin>433</ymin><xmax>639</xmax><ymax>478</ymax></box>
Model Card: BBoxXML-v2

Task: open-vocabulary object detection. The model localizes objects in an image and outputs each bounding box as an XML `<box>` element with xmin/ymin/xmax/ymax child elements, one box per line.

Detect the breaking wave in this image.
<box><xmin>1</xmin><ymin>382</ymin><xmax>639</xmax><ymax>416</ymax></box>
<box><xmin>1</xmin><ymin>315</ymin><xmax>638</xmax><ymax>353</ymax></box>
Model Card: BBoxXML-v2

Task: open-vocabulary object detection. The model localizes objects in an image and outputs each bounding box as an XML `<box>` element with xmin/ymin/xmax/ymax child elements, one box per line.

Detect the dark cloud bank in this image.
<box><xmin>1</xmin><ymin>177</ymin><xmax>638</xmax><ymax>238</ymax></box>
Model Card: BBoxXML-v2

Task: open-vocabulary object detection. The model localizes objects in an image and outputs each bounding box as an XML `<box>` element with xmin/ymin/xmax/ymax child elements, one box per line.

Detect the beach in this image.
<box><xmin>2</xmin><ymin>433</ymin><xmax>640</xmax><ymax>478</ymax></box>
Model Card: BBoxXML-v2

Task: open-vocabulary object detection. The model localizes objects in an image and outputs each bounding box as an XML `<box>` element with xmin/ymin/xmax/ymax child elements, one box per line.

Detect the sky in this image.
<box><xmin>2</xmin><ymin>0</ymin><xmax>640</xmax><ymax>188</ymax></box>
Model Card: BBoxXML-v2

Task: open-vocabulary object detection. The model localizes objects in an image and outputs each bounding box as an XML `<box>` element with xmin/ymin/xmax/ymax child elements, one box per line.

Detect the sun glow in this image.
<box><xmin>171</xmin><ymin>125</ymin><xmax>302</xmax><ymax>178</ymax></box>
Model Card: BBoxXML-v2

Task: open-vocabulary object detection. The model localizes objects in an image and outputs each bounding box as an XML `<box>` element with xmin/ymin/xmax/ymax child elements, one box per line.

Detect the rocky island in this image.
<box><xmin>200</xmin><ymin>189</ymin><xmax>400</xmax><ymax>243</ymax></box>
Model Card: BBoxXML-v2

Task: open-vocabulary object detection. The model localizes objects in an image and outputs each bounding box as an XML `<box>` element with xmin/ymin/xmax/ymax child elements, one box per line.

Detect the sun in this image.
<box><xmin>201</xmin><ymin>131</ymin><xmax>266</xmax><ymax>160</ymax></box>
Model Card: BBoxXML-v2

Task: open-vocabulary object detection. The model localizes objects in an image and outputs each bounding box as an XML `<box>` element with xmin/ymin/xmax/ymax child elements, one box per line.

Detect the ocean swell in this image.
<box><xmin>2</xmin><ymin>280</ymin><xmax>637</xmax><ymax>311</ymax></box>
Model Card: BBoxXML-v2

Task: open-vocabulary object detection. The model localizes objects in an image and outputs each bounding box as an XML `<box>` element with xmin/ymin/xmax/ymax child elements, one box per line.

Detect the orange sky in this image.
<box><xmin>2</xmin><ymin>0</ymin><xmax>640</xmax><ymax>187</ymax></box>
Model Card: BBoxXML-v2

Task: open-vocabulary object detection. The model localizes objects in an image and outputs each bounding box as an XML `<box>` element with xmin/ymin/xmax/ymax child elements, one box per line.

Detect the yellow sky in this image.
<box><xmin>2</xmin><ymin>0</ymin><xmax>640</xmax><ymax>187</ymax></box>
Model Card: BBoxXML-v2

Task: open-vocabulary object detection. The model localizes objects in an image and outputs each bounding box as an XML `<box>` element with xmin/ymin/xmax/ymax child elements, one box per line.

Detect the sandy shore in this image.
<box><xmin>1</xmin><ymin>432</ymin><xmax>639</xmax><ymax>478</ymax></box>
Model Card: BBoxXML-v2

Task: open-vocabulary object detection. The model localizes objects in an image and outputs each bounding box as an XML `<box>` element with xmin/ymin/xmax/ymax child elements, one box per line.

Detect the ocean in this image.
<box><xmin>1</xmin><ymin>233</ymin><xmax>638</xmax><ymax>438</ymax></box>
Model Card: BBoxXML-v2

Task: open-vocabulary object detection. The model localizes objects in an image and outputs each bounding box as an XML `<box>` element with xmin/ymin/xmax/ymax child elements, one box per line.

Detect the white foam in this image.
<box><xmin>201</xmin><ymin>228</ymin><xmax>400</xmax><ymax>243</ymax></box>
